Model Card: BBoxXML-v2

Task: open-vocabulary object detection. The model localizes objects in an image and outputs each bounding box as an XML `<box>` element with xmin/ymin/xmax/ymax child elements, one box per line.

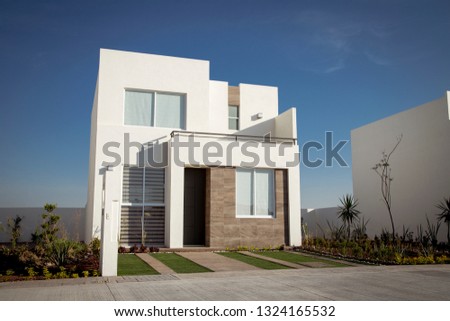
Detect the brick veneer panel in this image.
<box><xmin>205</xmin><ymin>168</ymin><xmax>288</xmax><ymax>248</ymax></box>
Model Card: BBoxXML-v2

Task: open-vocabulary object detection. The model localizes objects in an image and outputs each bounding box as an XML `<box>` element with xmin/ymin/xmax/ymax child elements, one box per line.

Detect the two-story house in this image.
<box><xmin>85</xmin><ymin>49</ymin><xmax>301</xmax><ymax>275</ymax></box>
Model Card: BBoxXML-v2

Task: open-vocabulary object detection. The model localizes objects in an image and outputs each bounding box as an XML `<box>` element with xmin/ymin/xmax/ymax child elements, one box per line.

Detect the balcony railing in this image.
<box><xmin>170</xmin><ymin>130</ymin><xmax>297</xmax><ymax>145</ymax></box>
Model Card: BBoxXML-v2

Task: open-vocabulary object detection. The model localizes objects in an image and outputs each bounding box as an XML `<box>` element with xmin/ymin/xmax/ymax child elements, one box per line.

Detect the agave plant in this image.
<box><xmin>352</xmin><ymin>217</ymin><xmax>370</xmax><ymax>242</ymax></box>
<box><xmin>326</xmin><ymin>220</ymin><xmax>346</xmax><ymax>242</ymax></box>
<box><xmin>425</xmin><ymin>215</ymin><xmax>441</xmax><ymax>249</ymax></box>
<box><xmin>436</xmin><ymin>197</ymin><xmax>450</xmax><ymax>244</ymax></box>
<box><xmin>337</xmin><ymin>194</ymin><xmax>361</xmax><ymax>240</ymax></box>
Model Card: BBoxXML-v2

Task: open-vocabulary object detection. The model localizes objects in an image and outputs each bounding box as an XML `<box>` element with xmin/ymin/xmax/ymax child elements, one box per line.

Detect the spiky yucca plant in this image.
<box><xmin>436</xmin><ymin>197</ymin><xmax>450</xmax><ymax>244</ymax></box>
<box><xmin>337</xmin><ymin>194</ymin><xmax>361</xmax><ymax>240</ymax></box>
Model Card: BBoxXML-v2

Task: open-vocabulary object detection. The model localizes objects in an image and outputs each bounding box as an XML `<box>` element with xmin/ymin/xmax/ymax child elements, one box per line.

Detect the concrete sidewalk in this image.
<box><xmin>1</xmin><ymin>264</ymin><xmax>449</xmax><ymax>300</ymax></box>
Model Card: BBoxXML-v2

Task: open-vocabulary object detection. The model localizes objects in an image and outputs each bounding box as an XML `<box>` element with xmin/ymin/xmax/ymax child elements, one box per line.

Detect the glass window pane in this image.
<box><xmin>228</xmin><ymin>105</ymin><xmax>239</xmax><ymax>117</ymax></box>
<box><xmin>122</xmin><ymin>167</ymin><xmax>144</xmax><ymax>203</ymax></box>
<box><xmin>155</xmin><ymin>93</ymin><xmax>185</xmax><ymax>129</ymax></box>
<box><xmin>236</xmin><ymin>169</ymin><xmax>253</xmax><ymax>216</ymax></box>
<box><xmin>144</xmin><ymin>168</ymin><xmax>165</xmax><ymax>204</ymax></box>
<box><xmin>124</xmin><ymin>91</ymin><xmax>153</xmax><ymax>126</ymax></box>
<box><xmin>255</xmin><ymin>169</ymin><xmax>274</xmax><ymax>216</ymax></box>
<box><xmin>228</xmin><ymin>119</ymin><xmax>238</xmax><ymax>130</ymax></box>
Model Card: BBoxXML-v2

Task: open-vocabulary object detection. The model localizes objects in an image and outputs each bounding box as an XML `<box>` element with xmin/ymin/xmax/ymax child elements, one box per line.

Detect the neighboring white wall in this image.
<box><xmin>0</xmin><ymin>208</ymin><xmax>86</xmax><ymax>243</ymax></box>
<box><xmin>301</xmin><ymin>207</ymin><xmax>340</xmax><ymax>239</ymax></box>
<box><xmin>351</xmin><ymin>93</ymin><xmax>450</xmax><ymax>241</ymax></box>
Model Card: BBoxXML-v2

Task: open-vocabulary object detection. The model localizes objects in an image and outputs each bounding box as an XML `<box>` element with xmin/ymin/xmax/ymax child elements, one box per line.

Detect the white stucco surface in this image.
<box><xmin>351</xmin><ymin>93</ymin><xmax>450</xmax><ymax>241</ymax></box>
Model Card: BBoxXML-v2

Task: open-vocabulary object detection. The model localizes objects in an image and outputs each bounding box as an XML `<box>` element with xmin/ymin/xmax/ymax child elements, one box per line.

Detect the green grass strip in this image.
<box><xmin>258</xmin><ymin>251</ymin><xmax>349</xmax><ymax>267</ymax></box>
<box><xmin>117</xmin><ymin>254</ymin><xmax>160</xmax><ymax>276</ymax></box>
<box><xmin>150</xmin><ymin>253</ymin><xmax>212</xmax><ymax>273</ymax></box>
<box><xmin>218</xmin><ymin>252</ymin><xmax>291</xmax><ymax>270</ymax></box>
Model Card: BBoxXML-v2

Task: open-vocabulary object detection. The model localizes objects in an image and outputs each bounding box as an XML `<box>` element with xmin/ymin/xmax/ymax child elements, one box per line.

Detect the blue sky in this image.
<box><xmin>0</xmin><ymin>0</ymin><xmax>449</xmax><ymax>208</ymax></box>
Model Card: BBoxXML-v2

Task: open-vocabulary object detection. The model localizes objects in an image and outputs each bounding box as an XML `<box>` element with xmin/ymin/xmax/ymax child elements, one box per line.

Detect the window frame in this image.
<box><xmin>228</xmin><ymin>105</ymin><xmax>240</xmax><ymax>130</ymax></box>
<box><xmin>124</xmin><ymin>89</ymin><xmax>186</xmax><ymax>129</ymax></box>
<box><xmin>235</xmin><ymin>168</ymin><xmax>275</xmax><ymax>218</ymax></box>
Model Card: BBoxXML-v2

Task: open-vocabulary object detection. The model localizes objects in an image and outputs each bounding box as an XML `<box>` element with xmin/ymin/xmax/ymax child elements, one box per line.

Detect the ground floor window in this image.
<box><xmin>120</xmin><ymin>166</ymin><xmax>165</xmax><ymax>245</ymax></box>
<box><xmin>236</xmin><ymin>168</ymin><xmax>275</xmax><ymax>217</ymax></box>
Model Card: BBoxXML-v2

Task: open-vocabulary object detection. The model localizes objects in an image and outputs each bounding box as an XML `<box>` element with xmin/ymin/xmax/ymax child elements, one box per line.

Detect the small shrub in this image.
<box><xmin>6</xmin><ymin>269</ymin><xmax>14</xmax><ymax>276</ymax></box>
<box><xmin>49</xmin><ymin>238</ymin><xmax>78</xmax><ymax>267</ymax></box>
<box><xmin>43</xmin><ymin>267</ymin><xmax>53</xmax><ymax>279</ymax></box>
<box><xmin>32</xmin><ymin>204</ymin><xmax>61</xmax><ymax>246</ymax></box>
<box><xmin>18</xmin><ymin>246</ymin><xmax>42</xmax><ymax>268</ymax></box>
<box><xmin>130</xmin><ymin>244</ymin><xmax>139</xmax><ymax>253</ymax></box>
<box><xmin>90</xmin><ymin>238</ymin><xmax>101</xmax><ymax>257</ymax></box>
<box><xmin>55</xmin><ymin>266</ymin><xmax>69</xmax><ymax>278</ymax></box>
<box><xmin>149</xmin><ymin>246</ymin><xmax>159</xmax><ymax>253</ymax></box>
<box><xmin>26</xmin><ymin>267</ymin><xmax>38</xmax><ymax>277</ymax></box>
<box><xmin>82</xmin><ymin>271</ymin><xmax>89</xmax><ymax>278</ymax></box>
<box><xmin>139</xmin><ymin>244</ymin><xmax>148</xmax><ymax>253</ymax></box>
<box><xmin>71</xmin><ymin>273</ymin><xmax>79</xmax><ymax>278</ymax></box>
<box><xmin>7</xmin><ymin>215</ymin><xmax>23</xmax><ymax>248</ymax></box>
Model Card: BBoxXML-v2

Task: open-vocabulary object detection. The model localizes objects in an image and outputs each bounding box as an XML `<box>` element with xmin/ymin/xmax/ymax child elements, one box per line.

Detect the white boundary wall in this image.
<box><xmin>351</xmin><ymin>92</ymin><xmax>450</xmax><ymax>241</ymax></box>
<box><xmin>0</xmin><ymin>207</ymin><xmax>86</xmax><ymax>243</ymax></box>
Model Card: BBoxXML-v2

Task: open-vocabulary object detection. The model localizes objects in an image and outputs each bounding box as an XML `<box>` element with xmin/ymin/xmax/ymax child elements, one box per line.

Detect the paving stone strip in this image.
<box><xmin>288</xmin><ymin>251</ymin><xmax>360</xmax><ymax>267</ymax></box>
<box><xmin>177</xmin><ymin>252</ymin><xmax>262</xmax><ymax>272</ymax></box>
<box><xmin>135</xmin><ymin>253</ymin><xmax>176</xmax><ymax>275</ymax></box>
<box><xmin>239</xmin><ymin>251</ymin><xmax>305</xmax><ymax>269</ymax></box>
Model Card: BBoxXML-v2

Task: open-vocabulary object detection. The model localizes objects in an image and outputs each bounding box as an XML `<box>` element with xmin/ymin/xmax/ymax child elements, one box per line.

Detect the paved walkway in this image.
<box><xmin>240</xmin><ymin>251</ymin><xmax>304</xmax><ymax>269</ymax></box>
<box><xmin>135</xmin><ymin>253</ymin><xmax>175</xmax><ymax>275</ymax></box>
<box><xmin>177</xmin><ymin>251</ymin><xmax>261</xmax><ymax>272</ymax></box>
<box><xmin>1</xmin><ymin>265</ymin><xmax>450</xmax><ymax>300</ymax></box>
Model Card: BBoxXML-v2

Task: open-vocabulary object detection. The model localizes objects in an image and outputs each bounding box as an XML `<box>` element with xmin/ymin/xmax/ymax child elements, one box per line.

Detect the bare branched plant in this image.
<box><xmin>372</xmin><ymin>134</ymin><xmax>403</xmax><ymax>240</ymax></box>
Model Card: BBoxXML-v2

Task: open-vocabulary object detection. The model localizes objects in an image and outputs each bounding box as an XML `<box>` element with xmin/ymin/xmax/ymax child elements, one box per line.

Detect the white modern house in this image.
<box><xmin>85</xmin><ymin>49</ymin><xmax>301</xmax><ymax>275</ymax></box>
<box><xmin>351</xmin><ymin>92</ymin><xmax>450</xmax><ymax>240</ymax></box>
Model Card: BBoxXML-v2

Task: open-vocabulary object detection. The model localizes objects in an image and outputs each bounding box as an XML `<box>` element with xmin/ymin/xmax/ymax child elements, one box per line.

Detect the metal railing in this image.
<box><xmin>170</xmin><ymin>130</ymin><xmax>297</xmax><ymax>145</ymax></box>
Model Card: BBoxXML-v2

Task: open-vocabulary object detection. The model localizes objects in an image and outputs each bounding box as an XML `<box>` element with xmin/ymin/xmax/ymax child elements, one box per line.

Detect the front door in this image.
<box><xmin>183</xmin><ymin>168</ymin><xmax>206</xmax><ymax>246</ymax></box>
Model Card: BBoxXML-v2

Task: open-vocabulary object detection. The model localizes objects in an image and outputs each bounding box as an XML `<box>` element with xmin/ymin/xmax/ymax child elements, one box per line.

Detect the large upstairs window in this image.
<box><xmin>124</xmin><ymin>90</ymin><xmax>185</xmax><ymax>129</ymax></box>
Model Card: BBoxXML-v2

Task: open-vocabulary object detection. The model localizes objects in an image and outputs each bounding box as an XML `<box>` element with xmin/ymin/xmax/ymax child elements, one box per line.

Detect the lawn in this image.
<box><xmin>218</xmin><ymin>252</ymin><xmax>291</xmax><ymax>270</ymax></box>
<box><xmin>117</xmin><ymin>254</ymin><xmax>159</xmax><ymax>276</ymax></box>
<box><xmin>257</xmin><ymin>251</ymin><xmax>349</xmax><ymax>267</ymax></box>
<box><xmin>150</xmin><ymin>253</ymin><xmax>212</xmax><ymax>273</ymax></box>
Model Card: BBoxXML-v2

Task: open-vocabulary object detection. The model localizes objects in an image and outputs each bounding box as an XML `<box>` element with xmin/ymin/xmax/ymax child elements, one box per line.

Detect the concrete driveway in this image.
<box><xmin>0</xmin><ymin>264</ymin><xmax>449</xmax><ymax>300</ymax></box>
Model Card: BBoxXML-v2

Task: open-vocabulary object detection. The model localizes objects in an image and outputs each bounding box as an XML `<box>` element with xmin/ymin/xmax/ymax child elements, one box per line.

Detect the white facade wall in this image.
<box><xmin>85</xmin><ymin>49</ymin><xmax>302</xmax><ymax>274</ymax></box>
<box><xmin>351</xmin><ymin>93</ymin><xmax>450</xmax><ymax>241</ymax></box>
